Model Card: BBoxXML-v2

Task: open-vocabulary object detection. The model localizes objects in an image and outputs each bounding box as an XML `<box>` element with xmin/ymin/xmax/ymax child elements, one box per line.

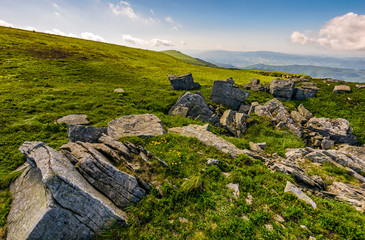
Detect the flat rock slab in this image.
<box><xmin>284</xmin><ymin>181</ymin><xmax>317</xmax><ymax>209</ymax></box>
<box><xmin>333</xmin><ymin>85</ymin><xmax>351</xmax><ymax>93</ymax></box>
<box><xmin>169</xmin><ymin>124</ymin><xmax>244</xmax><ymax>157</ymax></box>
<box><xmin>108</xmin><ymin>114</ymin><xmax>166</xmax><ymax>140</ymax></box>
<box><xmin>68</xmin><ymin>125</ymin><xmax>107</xmax><ymax>143</ymax></box>
<box><xmin>57</xmin><ymin>114</ymin><xmax>90</xmax><ymax>125</ymax></box>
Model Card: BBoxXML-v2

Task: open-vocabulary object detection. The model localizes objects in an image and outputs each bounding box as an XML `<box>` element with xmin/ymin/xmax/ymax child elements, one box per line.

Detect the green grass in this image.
<box><xmin>0</xmin><ymin>26</ymin><xmax>365</xmax><ymax>239</ymax></box>
<box><xmin>161</xmin><ymin>50</ymin><xmax>217</xmax><ymax>67</ymax></box>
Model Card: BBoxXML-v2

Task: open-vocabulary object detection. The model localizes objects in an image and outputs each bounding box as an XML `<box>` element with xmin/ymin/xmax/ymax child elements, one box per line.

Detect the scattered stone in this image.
<box><xmin>67</xmin><ymin>125</ymin><xmax>107</xmax><ymax>143</ymax></box>
<box><xmin>56</xmin><ymin>114</ymin><xmax>89</xmax><ymax>125</ymax></box>
<box><xmin>265</xmin><ymin>224</ymin><xmax>274</xmax><ymax>232</ymax></box>
<box><xmin>168</xmin><ymin>73</ymin><xmax>200</xmax><ymax>90</ymax></box>
<box><xmin>108</xmin><ymin>114</ymin><xmax>166</xmax><ymax>140</ymax></box>
<box><xmin>356</xmin><ymin>84</ymin><xmax>365</xmax><ymax>89</ymax></box>
<box><xmin>207</xmin><ymin>158</ymin><xmax>220</xmax><ymax>166</ymax></box>
<box><xmin>305</xmin><ymin>118</ymin><xmax>357</xmax><ymax>145</ymax></box>
<box><xmin>210</xmin><ymin>78</ymin><xmax>250</xmax><ymax>110</ymax></box>
<box><xmin>297</xmin><ymin>104</ymin><xmax>313</xmax><ymax>120</ymax></box>
<box><xmin>333</xmin><ymin>85</ymin><xmax>351</xmax><ymax>93</ymax></box>
<box><xmin>241</xmin><ymin>215</ymin><xmax>249</xmax><ymax>221</ymax></box>
<box><xmin>274</xmin><ymin>214</ymin><xmax>285</xmax><ymax>223</ymax></box>
<box><xmin>222</xmin><ymin>172</ymin><xmax>231</xmax><ymax>178</ymax></box>
<box><xmin>241</xmin><ymin>78</ymin><xmax>265</xmax><ymax>92</ymax></box>
<box><xmin>245</xmin><ymin>193</ymin><xmax>253</xmax><ymax>205</ymax></box>
<box><xmin>309</xmin><ymin>236</ymin><xmax>316</xmax><ymax>240</ymax></box>
<box><xmin>249</xmin><ymin>142</ymin><xmax>266</xmax><ymax>152</ymax></box>
<box><xmin>168</xmin><ymin>91</ymin><xmax>220</xmax><ymax>126</ymax></box>
<box><xmin>227</xmin><ymin>183</ymin><xmax>240</xmax><ymax>200</ymax></box>
<box><xmin>291</xmin><ymin>111</ymin><xmax>307</xmax><ymax>125</ymax></box>
<box><xmin>238</xmin><ymin>104</ymin><xmax>251</xmax><ymax>114</ymax></box>
<box><xmin>270</xmin><ymin>78</ymin><xmax>295</xmax><ymax>100</ymax></box>
<box><xmin>179</xmin><ymin>217</ymin><xmax>189</xmax><ymax>223</ymax></box>
<box><xmin>284</xmin><ymin>181</ymin><xmax>317</xmax><ymax>209</ymax></box>
<box><xmin>293</xmin><ymin>84</ymin><xmax>319</xmax><ymax>100</ymax></box>
<box><xmin>114</xmin><ymin>88</ymin><xmax>125</xmax><ymax>93</ymax></box>
<box><xmin>220</xmin><ymin>110</ymin><xmax>248</xmax><ymax>137</ymax></box>
<box><xmin>328</xmin><ymin>181</ymin><xmax>365</xmax><ymax>211</ymax></box>
<box><xmin>248</xmin><ymin>101</ymin><xmax>259</xmax><ymax>114</ymax></box>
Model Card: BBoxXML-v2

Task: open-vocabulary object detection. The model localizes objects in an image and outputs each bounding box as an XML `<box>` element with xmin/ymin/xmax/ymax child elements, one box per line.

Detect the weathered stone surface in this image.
<box><xmin>297</xmin><ymin>104</ymin><xmax>313</xmax><ymax>120</ymax></box>
<box><xmin>291</xmin><ymin>111</ymin><xmax>307</xmax><ymax>125</ymax></box>
<box><xmin>356</xmin><ymin>84</ymin><xmax>365</xmax><ymax>89</ymax></box>
<box><xmin>238</xmin><ymin>104</ymin><xmax>251</xmax><ymax>114</ymax></box>
<box><xmin>248</xmin><ymin>101</ymin><xmax>259</xmax><ymax>115</ymax></box>
<box><xmin>293</xmin><ymin>84</ymin><xmax>319</xmax><ymax>100</ymax></box>
<box><xmin>169</xmin><ymin>124</ymin><xmax>245</xmax><ymax>157</ymax></box>
<box><xmin>168</xmin><ymin>73</ymin><xmax>200</xmax><ymax>90</ymax></box>
<box><xmin>249</xmin><ymin>142</ymin><xmax>266</xmax><ymax>152</ymax></box>
<box><xmin>220</xmin><ymin>110</ymin><xmax>248</xmax><ymax>137</ymax></box>
<box><xmin>210</xmin><ymin>78</ymin><xmax>250</xmax><ymax>110</ymax></box>
<box><xmin>305</xmin><ymin>118</ymin><xmax>357</xmax><ymax>145</ymax></box>
<box><xmin>328</xmin><ymin>181</ymin><xmax>365</xmax><ymax>211</ymax></box>
<box><xmin>241</xmin><ymin>78</ymin><xmax>265</xmax><ymax>92</ymax></box>
<box><xmin>227</xmin><ymin>183</ymin><xmax>240</xmax><ymax>200</ymax></box>
<box><xmin>254</xmin><ymin>98</ymin><xmax>302</xmax><ymax>137</ymax></box>
<box><xmin>114</xmin><ymin>88</ymin><xmax>125</xmax><ymax>93</ymax></box>
<box><xmin>8</xmin><ymin>142</ymin><xmax>127</xmax><ymax>240</ymax></box>
<box><xmin>169</xmin><ymin>91</ymin><xmax>220</xmax><ymax>126</ymax></box>
<box><xmin>207</xmin><ymin>158</ymin><xmax>220</xmax><ymax>166</ymax></box>
<box><xmin>333</xmin><ymin>85</ymin><xmax>351</xmax><ymax>93</ymax></box>
<box><xmin>270</xmin><ymin>78</ymin><xmax>295</xmax><ymax>100</ymax></box>
<box><xmin>68</xmin><ymin>125</ymin><xmax>107</xmax><ymax>143</ymax></box>
<box><xmin>284</xmin><ymin>181</ymin><xmax>317</xmax><ymax>209</ymax></box>
<box><xmin>56</xmin><ymin>114</ymin><xmax>89</xmax><ymax>125</ymax></box>
<box><xmin>108</xmin><ymin>114</ymin><xmax>166</xmax><ymax>140</ymax></box>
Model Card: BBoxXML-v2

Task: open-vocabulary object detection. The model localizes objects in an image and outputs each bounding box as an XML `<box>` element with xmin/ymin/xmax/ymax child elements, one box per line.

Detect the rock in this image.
<box><xmin>333</xmin><ymin>85</ymin><xmax>351</xmax><ymax>93</ymax></box>
<box><xmin>297</xmin><ymin>104</ymin><xmax>313</xmax><ymax>120</ymax></box>
<box><xmin>265</xmin><ymin>224</ymin><xmax>273</xmax><ymax>232</ymax></box>
<box><xmin>274</xmin><ymin>214</ymin><xmax>285</xmax><ymax>223</ymax></box>
<box><xmin>249</xmin><ymin>142</ymin><xmax>266</xmax><ymax>152</ymax></box>
<box><xmin>108</xmin><ymin>114</ymin><xmax>166</xmax><ymax>140</ymax></box>
<box><xmin>227</xmin><ymin>183</ymin><xmax>240</xmax><ymax>200</ymax></box>
<box><xmin>291</xmin><ymin>111</ymin><xmax>307</xmax><ymax>125</ymax></box>
<box><xmin>255</xmin><ymin>98</ymin><xmax>302</xmax><ymax>137</ymax></box>
<box><xmin>238</xmin><ymin>104</ymin><xmax>251</xmax><ymax>114</ymax></box>
<box><xmin>321</xmin><ymin>139</ymin><xmax>334</xmax><ymax>150</ymax></box>
<box><xmin>68</xmin><ymin>125</ymin><xmax>107</xmax><ymax>143</ymax></box>
<box><xmin>248</xmin><ymin>102</ymin><xmax>259</xmax><ymax>114</ymax></box>
<box><xmin>114</xmin><ymin>88</ymin><xmax>125</xmax><ymax>93</ymax></box>
<box><xmin>284</xmin><ymin>181</ymin><xmax>317</xmax><ymax>209</ymax></box>
<box><xmin>210</xmin><ymin>78</ymin><xmax>250</xmax><ymax>110</ymax></box>
<box><xmin>356</xmin><ymin>84</ymin><xmax>365</xmax><ymax>89</ymax></box>
<box><xmin>245</xmin><ymin>193</ymin><xmax>253</xmax><ymax>205</ymax></box>
<box><xmin>179</xmin><ymin>217</ymin><xmax>189</xmax><ymax>223</ymax></box>
<box><xmin>305</xmin><ymin>118</ymin><xmax>357</xmax><ymax>145</ymax></box>
<box><xmin>270</xmin><ymin>78</ymin><xmax>295</xmax><ymax>100</ymax></box>
<box><xmin>328</xmin><ymin>181</ymin><xmax>365</xmax><ymax>211</ymax></box>
<box><xmin>207</xmin><ymin>158</ymin><xmax>220</xmax><ymax>166</ymax></box>
<box><xmin>56</xmin><ymin>114</ymin><xmax>89</xmax><ymax>125</ymax></box>
<box><xmin>241</xmin><ymin>78</ymin><xmax>265</xmax><ymax>92</ymax></box>
<box><xmin>293</xmin><ymin>84</ymin><xmax>319</xmax><ymax>100</ymax></box>
<box><xmin>169</xmin><ymin>91</ymin><xmax>220</xmax><ymax>126</ymax></box>
<box><xmin>168</xmin><ymin>73</ymin><xmax>200</xmax><ymax>90</ymax></box>
<box><xmin>8</xmin><ymin>142</ymin><xmax>127</xmax><ymax>240</ymax></box>
<box><xmin>220</xmin><ymin>110</ymin><xmax>248</xmax><ymax>137</ymax></box>
<box><xmin>169</xmin><ymin>124</ymin><xmax>245</xmax><ymax>157</ymax></box>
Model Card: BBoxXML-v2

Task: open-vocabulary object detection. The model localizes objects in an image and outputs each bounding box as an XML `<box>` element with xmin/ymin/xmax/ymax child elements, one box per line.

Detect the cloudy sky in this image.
<box><xmin>1</xmin><ymin>0</ymin><xmax>365</xmax><ymax>57</ymax></box>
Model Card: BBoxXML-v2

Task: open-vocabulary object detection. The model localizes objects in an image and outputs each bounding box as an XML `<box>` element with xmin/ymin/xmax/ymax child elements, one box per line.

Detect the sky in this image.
<box><xmin>1</xmin><ymin>0</ymin><xmax>365</xmax><ymax>57</ymax></box>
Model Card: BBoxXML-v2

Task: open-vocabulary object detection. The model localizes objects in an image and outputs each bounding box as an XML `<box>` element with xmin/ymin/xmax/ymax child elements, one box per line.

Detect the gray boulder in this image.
<box><xmin>7</xmin><ymin>142</ymin><xmax>127</xmax><ymax>240</ymax></box>
<box><xmin>168</xmin><ymin>73</ymin><xmax>200</xmax><ymax>90</ymax></box>
<box><xmin>270</xmin><ymin>78</ymin><xmax>295</xmax><ymax>100</ymax></box>
<box><xmin>108</xmin><ymin>114</ymin><xmax>166</xmax><ymax>140</ymax></box>
<box><xmin>220</xmin><ymin>110</ymin><xmax>248</xmax><ymax>137</ymax></box>
<box><xmin>56</xmin><ymin>114</ymin><xmax>89</xmax><ymax>125</ymax></box>
<box><xmin>210</xmin><ymin>78</ymin><xmax>250</xmax><ymax>110</ymax></box>
<box><xmin>297</xmin><ymin>104</ymin><xmax>313</xmax><ymax>120</ymax></box>
<box><xmin>293</xmin><ymin>83</ymin><xmax>319</xmax><ymax>100</ymax></box>
<box><xmin>305</xmin><ymin>118</ymin><xmax>357</xmax><ymax>145</ymax></box>
<box><xmin>333</xmin><ymin>85</ymin><xmax>351</xmax><ymax>93</ymax></box>
<box><xmin>241</xmin><ymin>78</ymin><xmax>265</xmax><ymax>92</ymax></box>
<box><xmin>169</xmin><ymin>91</ymin><xmax>220</xmax><ymax>126</ymax></box>
<box><xmin>68</xmin><ymin>125</ymin><xmax>107</xmax><ymax>143</ymax></box>
<box><xmin>284</xmin><ymin>181</ymin><xmax>317</xmax><ymax>209</ymax></box>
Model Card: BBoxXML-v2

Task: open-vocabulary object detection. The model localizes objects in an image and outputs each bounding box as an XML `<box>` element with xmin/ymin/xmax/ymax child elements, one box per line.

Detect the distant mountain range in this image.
<box><xmin>188</xmin><ymin>50</ymin><xmax>365</xmax><ymax>82</ymax></box>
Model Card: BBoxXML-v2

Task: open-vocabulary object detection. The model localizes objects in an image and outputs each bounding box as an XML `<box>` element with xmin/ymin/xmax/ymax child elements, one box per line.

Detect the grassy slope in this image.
<box><xmin>161</xmin><ymin>50</ymin><xmax>217</xmax><ymax>67</ymax></box>
<box><xmin>0</xmin><ymin>26</ymin><xmax>364</xmax><ymax>239</ymax></box>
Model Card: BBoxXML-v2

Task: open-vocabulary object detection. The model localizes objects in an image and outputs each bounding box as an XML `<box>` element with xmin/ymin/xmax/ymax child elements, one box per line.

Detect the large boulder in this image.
<box><xmin>241</xmin><ymin>78</ymin><xmax>265</xmax><ymax>92</ymax></box>
<box><xmin>220</xmin><ymin>110</ymin><xmax>248</xmax><ymax>137</ymax></box>
<box><xmin>168</xmin><ymin>73</ymin><xmax>200</xmax><ymax>90</ymax></box>
<box><xmin>293</xmin><ymin>84</ymin><xmax>319</xmax><ymax>100</ymax></box>
<box><xmin>254</xmin><ymin>98</ymin><xmax>302</xmax><ymax>137</ymax></box>
<box><xmin>68</xmin><ymin>125</ymin><xmax>107</xmax><ymax>143</ymax></box>
<box><xmin>168</xmin><ymin>91</ymin><xmax>220</xmax><ymax>126</ymax></box>
<box><xmin>305</xmin><ymin>118</ymin><xmax>357</xmax><ymax>145</ymax></box>
<box><xmin>7</xmin><ymin>142</ymin><xmax>127</xmax><ymax>240</ymax></box>
<box><xmin>333</xmin><ymin>85</ymin><xmax>351</xmax><ymax>93</ymax></box>
<box><xmin>56</xmin><ymin>114</ymin><xmax>89</xmax><ymax>125</ymax></box>
<box><xmin>210</xmin><ymin>78</ymin><xmax>250</xmax><ymax>110</ymax></box>
<box><xmin>108</xmin><ymin>114</ymin><xmax>166</xmax><ymax>140</ymax></box>
<box><xmin>270</xmin><ymin>78</ymin><xmax>295</xmax><ymax>100</ymax></box>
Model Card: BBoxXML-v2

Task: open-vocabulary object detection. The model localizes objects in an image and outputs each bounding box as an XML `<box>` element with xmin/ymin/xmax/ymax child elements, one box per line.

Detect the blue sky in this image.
<box><xmin>1</xmin><ymin>0</ymin><xmax>365</xmax><ymax>56</ymax></box>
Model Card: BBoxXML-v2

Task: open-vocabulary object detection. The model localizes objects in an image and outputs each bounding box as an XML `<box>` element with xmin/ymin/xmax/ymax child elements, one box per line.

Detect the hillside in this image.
<box><xmin>161</xmin><ymin>50</ymin><xmax>217</xmax><ymax>67</ymax></box>
<box><xmin>1</xmin><ymin>26</ymin><xmax>365</xmax><ymax>239</ymax></box>
<box><xmin>245</xmin><ymin>64</ymin><xmax>365</xmax><ymax>82</ymax></box>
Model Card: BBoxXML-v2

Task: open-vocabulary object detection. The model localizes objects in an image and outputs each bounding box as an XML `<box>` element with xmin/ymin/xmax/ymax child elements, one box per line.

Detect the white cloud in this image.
<box><xmin>24</xmin><ymin>26</ymin><xmax>37</xmax><ymax>31</ymax></box>
<box><xmin>164</xmin><ymin>16</ymin><xmax>182</xmax><ymax>30</ymax></box>
<box><xmin>0</xmin><ymin>19</ymin><xmax>14</xmax><ymax>27</ymax></box>
<box><xmin>180</xmin><ymin>40</ymin><xmax>188</xmax><ymax>46</ymax></box>
<box><xmin>109</xmin><ymin>1</ymin><xmax>139</xmax><ymax>20</ymax></box>
<box><xmin>81</xmin><ymin>32</ymin><xmax>105</xmax><ymax>42</ymax></box>
<box><xmin>291</xmin><ymin>12</ymin><xmax>365</xmax><ymax>50</ymax></box>
<box><xmin>54</xmin><ymin>11</ymin><xmax>61</xmax><ymax>17</ymax></box>
<box><xmin>121</xmin><ymin>34</ymin><xmax>173</xmax><ymax>47</ymax></box>
<box><xmin>165</xmin><ymin>16</ymin><xmax>174</xmax><ymax>24</ymax></box>
<box><xmin>53</xmin><ymin>3</ymin><xmax>60</xmax><ymax>9</ymax></box>
<box><xmin>46</xmin><ymin>28</ymin><xmax>66</xmax><ymax>36</ymax></box>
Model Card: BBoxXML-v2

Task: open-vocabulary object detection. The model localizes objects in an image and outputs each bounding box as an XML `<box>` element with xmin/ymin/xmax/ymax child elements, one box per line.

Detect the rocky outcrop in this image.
<box><xmin>270</xmin><ymin>78</ymin><xmax>295</xmax><ymax>100</ymax></box>
<box><xmin>68</xmin><ymin>125</ymin><xmax>107</xmax><ymax>143</ymax></box>
<box><xmin>108</xmin><ymin>114</ymin><xmax>166</xmax><ymax>140</ymax></box>
<box><xmin>254</xmin><ymin>98</ymin><xmax>302</xmax><ymax>137</ymax></box>
<box><xmin>56</xmin><ymin>114</ymin><xmax>90</xmax><ymax>125</ymax></box>
<box><xmin>328</xmin><ymin>182</ymin><xmax>365</xmax><ymax>212</ymax></box>
<box><xmin>210</xmin><ymin>78</ymin><xmax>250</xmax><ymax>110</ymax></box>
<box><xmin>305</xmin><ymin>118</ymin><xmax>357</xmax><ymax>146</ymax></box>
<box><xmin>168</xmin><ymin>91</ymin><xmax>220</xmax><ymax>126</ymax></box>
<box><xmin>241</xmin><ymin>78</ymin><xmax>265</xmax><ymax>92</ymax></box>
<box><xmin>284</xmin><ymin>181</ymin><xmax>317</xmax><ymax>209</ymax></box>
<box><xmin>220</xmin><ymin>110</ymin><xmax>248</xmax><ymax>137</ymax></box>
<box><xmin>168</xmin><ymin>73</ymin><xmax>200</xmax><ymax>90</ymax></box>
<box><xmin>297</xmin><ymin>104</ymin><xmax>313</xmax><ymax>121</ymax></box>
<box><xmin>7</xmin><ymin>142</ymin><xmax>128</xmax><ymax>240</ymax></box>
<box><xmin>333</xmin><ymin>85</ymin><xmax>351</xmax><ymax>93</ymax></box>
<box><xmin>292</xmin><ymin>83</ymin><xmax>319</xmax><ymax>100</ymax></box>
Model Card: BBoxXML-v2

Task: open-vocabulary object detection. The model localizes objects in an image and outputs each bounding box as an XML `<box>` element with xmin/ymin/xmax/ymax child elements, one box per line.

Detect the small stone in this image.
<box><xmin>179</xmin><ymin>217</ymin><xmax>189</xmax><ymax>223</ymax></box>
<box><xmin>241</xmin><ymin>215</ymin><xmax>249</xmax><ymax>221</ymax></box>
<box><xmin>114</xmin><ymin>88</ymin><xmax>125</xmax><ymax>93</ymax></box>
<box><xmin>249</xmin><ymin>142</ymin><xmax>265</xmax><ymax>152</ymax></box>
<box><xmin>207</xmin><ymin>158</ymin><xmax>220</xmax><ymax>166</ymax></box>
<box><xmin>284</xmin><ymin>181</ymin><xmax>317</xmax><ymax>209</ymax></box>
<box><xmin>227</xmin><ymin>183</ymin><xmax>240</xmax><ymax>200</ymax></box>
<box><xmin>265</xmin><ymin>224</ymin><xmax>274</xmax><ymax>232</ymax></box>
<box><xmin>57</xmin><ymin>114</ymin><xmax>89</xmax><ymax>125</ymax></box>
<box><xmin>274</xmin><ymin>214</ymin><xmax>285</xmax><ymax>223</ymax></box>
<box><xmin>245</xmin><ymin>193</ymin><xmax>253</xmax><ymax>205</ymax></box>
<box><xmin>333</xmin><ymin>85</ymin><xmax>351</xmax><ymax>93</ymax></box>
<box><xmin>356</xmin><ymin>84</ymin><xmax>365</xmax><ymax>89</ymax></box>
<box><xmin>222</xmin><ymin>172</ymin><xmax>231</xmax><ymax>178</ymax></box>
